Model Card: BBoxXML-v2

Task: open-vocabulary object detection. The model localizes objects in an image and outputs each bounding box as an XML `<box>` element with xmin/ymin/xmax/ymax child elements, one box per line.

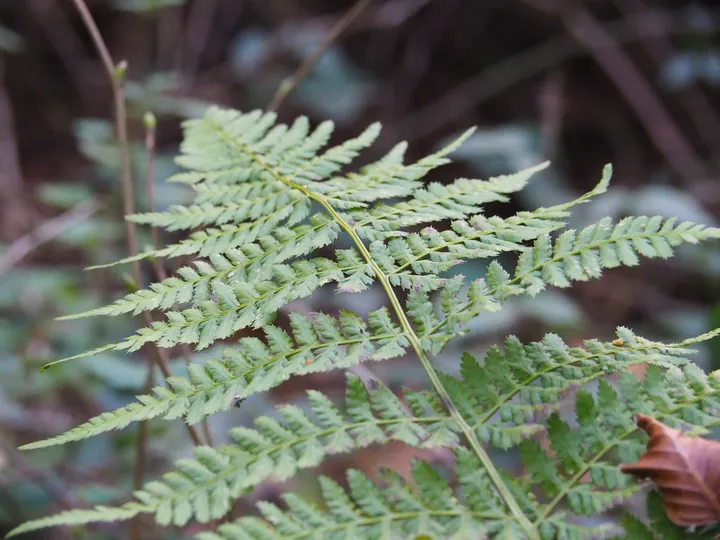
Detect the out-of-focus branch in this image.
<box><xmin>69</xmin><ymin>0</ymin><xmax>203</xmax><ymax>441</ymax></box>
<box><xmin>530</xmin><ymin>2</ymin><xmax>705</xmax><ymax>183</ymax></box>
<box><xmin>0</xmin><ymin>200</ymin><xmax>100</xmax><ymax>278</ymax></box>
<box><xmin>268</xmin><ymin>0</ymin><xmax>374</xmax><ymax>113</ymax></box>
<box><xmin>613</xmin><ymin>0</ymin><xmax>720</xmax><ymax>168</ymax></box>
<box><xmin>394</xmin><ymin>9</ymin><xmax>719</xmax><ymax>146</ymax></box>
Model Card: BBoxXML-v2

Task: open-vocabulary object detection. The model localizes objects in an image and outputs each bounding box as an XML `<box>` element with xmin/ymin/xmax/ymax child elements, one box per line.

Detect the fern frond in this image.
<box><xmin>17</xmin><ymin>331</ymin><xmax>712</xmax><ymax>535</ymax></box>
<box><xmin>5</xmin><ymin>505</ymin><xmax>147</xmax><ymax>538</ymax></box>
<box><xmin>312</xmin><ymin>127</ymin><xmax>476</xmax><ymax>211</ymax></box>
<box><xmin>18</xmin><ymin>107</ymin><xmax>720</xmax><ymax>539</ymax></box>
<box><xmin>424</xmin><ymin>215</ymin><xmax>720</xmax><ymax>352</ymax></box>
<box><xmin>126</xmin><ymin>184</ymin><xmax>291</xmax><ymax>231</ymax></box>
<box><xmin>350</xmin><ymin>161</ymin><xmax>549</xmax><ymax>240</ymax></box>
<box><xmin>27</xmin><ymin>309</ymin><xmax>408</xmax><ymax>447</ymax></box>
<box><xmin>57</xmin><ymin>254</ymin><xmax>376</xmax><ymax>360</ymax></box>
<box><xmin>188</xmin><ymin>360</ymin><xmax>720</xmax><ymax>539</ymax></box>
<box><xmin>198</xmin><ymin>461</ymin><xmax>495</xmax><ymax>540</ymax></box>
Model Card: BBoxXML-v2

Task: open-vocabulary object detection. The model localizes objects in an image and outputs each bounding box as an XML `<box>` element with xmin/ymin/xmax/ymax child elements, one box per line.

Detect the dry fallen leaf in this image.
<box><xmin>621</xmin><ymin>414</ymin><xmax>720</xmax><ymax>526</ymax></box>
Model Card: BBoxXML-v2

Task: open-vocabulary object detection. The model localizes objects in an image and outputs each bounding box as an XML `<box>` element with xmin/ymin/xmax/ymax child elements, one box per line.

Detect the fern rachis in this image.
<box><xmin>9</xmin><ymin>108</ymin><xmax>720</xmax><ymax>539</ymax></box>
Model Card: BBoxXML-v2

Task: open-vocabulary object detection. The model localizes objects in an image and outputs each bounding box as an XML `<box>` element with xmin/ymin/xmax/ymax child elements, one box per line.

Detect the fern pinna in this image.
<box><xmin>10</xmin><ymin>108</ymin><xmax>720</xmax><ymax>539</ymax></box>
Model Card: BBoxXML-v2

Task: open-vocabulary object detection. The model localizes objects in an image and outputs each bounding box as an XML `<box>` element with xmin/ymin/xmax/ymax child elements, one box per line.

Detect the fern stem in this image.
<box><xmin>319</xmin><ymin>202</ymin><xmax>540</xmax><ymax>539</ymax></box>
<box><xmin>71</xmin><ymin>0</ymin><xmax>204</xmax><ymax>462</ymax></box>
<box><xmin>216</xmin><ymin>125</ymin><xmax>540</xmax><ymax>539</ymax></box>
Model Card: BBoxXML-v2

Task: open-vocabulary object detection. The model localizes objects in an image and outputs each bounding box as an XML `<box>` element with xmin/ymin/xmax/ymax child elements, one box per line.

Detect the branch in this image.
<box><xmin>528</xmin><ymin>1</ymin><xmax>706</xmax><ymax>184</ymax></box>
<box><xmin>394</xmin><ymin>8</ymin><xmax>719</xmax><ymax>145</ymax></box>
<box><xmin>0</xmin><ymin>200</ymin><xmax>99</xmax><ymax>277</ymax></box>
<box><xmin>69</xmin><ymin>0</ymin><xmax>203</xmax><ymax>445</ymax></box>
<box><xmin>267</xmin><ymin>0</ymin><xmax>373</xmax><ymax>113</ymax></box>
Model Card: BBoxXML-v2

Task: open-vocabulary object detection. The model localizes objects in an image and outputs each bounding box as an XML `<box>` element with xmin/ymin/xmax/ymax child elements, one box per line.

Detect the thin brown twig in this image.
<box><xmin>130</xmin><ymin>114</ymin><xmax>161</xmax><ymax>540</ymax></box>
<box><xmin>524</xmin><ymin>1</ymin><xmax>705</xmax><ymax>184</ymax></box>
<box><xmin>267</xmin><ymin>0</ymin><xmax>374</xmax><ymax>113</ymax></box>
<box><xmin>183</xmin><ymin>0</ymin><xmax>219</xmax><ymax>80</ymax></box>
<box><xmin>0</xmin><ymin>74</ymin><xmax>28</xmax><ymax>235</ymax></box>
<box><xmin>613</xmin><ymin>0</ymin><xmax>720</xmax><ymax>169</ymax></box>
<box><xmin>143</xmin><ymin>112</ymin><xmax>214</xmax><ymax>447</ymax></box>
<box><xmin>393</xmin><ymin>8</ymin><xmax>719</xmax><ymax>145</ymax></box>
<box><xmin>0</xmin><ymin>200</ymin><xmax>100</xmax><ymax>278</ymax></box>
<box><xmin>130</xmin><ymin>364</ymin><xmax>153</xmax><ymax>540</ymax></box>
<box><xmin>143</xmin><ymin>113</ymin><xmax>166</xmax><ymax>281</ymax></box>
<box><xmin>69</xmin><ymin>0</ymin><xmax>141</xmax><ymax>282</ymax></box>
<box><xmin>70</xmin><ymin>0</ymin><xmax>203</xmax><ymax>491</ymax></box>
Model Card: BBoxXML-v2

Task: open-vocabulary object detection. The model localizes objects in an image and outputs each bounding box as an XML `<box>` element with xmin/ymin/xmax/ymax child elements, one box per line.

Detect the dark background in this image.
<box><xmin>0</xmin><ymin>1</ymin><xmax>719</xmax><ymax>538</ymax></box>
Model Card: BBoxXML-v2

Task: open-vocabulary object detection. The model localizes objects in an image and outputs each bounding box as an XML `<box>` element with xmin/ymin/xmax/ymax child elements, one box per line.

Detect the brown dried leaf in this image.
<box><xmin>621</xmin><ymin>414</ymin><xmax>720</xmax><ymax>526</ymax></box>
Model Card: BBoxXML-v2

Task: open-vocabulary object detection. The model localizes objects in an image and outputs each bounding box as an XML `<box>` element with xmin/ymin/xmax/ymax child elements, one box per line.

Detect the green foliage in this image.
<box><xmin>10</xmin><ymin>108</ymin><xmax>720</xmax><ymax>539</ymax></box>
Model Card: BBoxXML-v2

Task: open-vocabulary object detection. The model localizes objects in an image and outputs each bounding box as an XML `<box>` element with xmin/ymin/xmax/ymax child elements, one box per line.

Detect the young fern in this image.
<box><xmin>10</xmin><ymin>108</ymin><xmax>720</xmax><ymax>539</ymax></box>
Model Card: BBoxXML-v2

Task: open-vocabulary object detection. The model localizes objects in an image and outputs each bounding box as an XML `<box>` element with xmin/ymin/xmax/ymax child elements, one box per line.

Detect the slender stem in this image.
<box><xmin>0</xmin><ymin>200</ymin><xmax>99</xmax><ymax>277</ymax></box>
<box><xmin>309</xmin><ymin>195</ymin><xmax>539</xmax><ymax>539</ymax></box>
<box><xmin>70</xmin><ymin>0</ymin><xmax>203</xmax><ymax>510</ymax></box>
<box><xmin>214</xmin><ymin>127</ymin><xmax>538</xmax><ymax>538</ymax></box>
<box><xmin>143</xmin><ymin>113</ymin><xmax>166</xmax><ymax>281</ymax></box>
<box><xmin>267</xmin><ymin>0</ymin><xmax>373</xmax><ymax>113</ymax></box>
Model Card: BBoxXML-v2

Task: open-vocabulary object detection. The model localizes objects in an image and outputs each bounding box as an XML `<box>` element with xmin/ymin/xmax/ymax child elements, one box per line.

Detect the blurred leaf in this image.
<box><xmin>0</xmin><ymin>269</ymin><xmax>76</xmax><ymax>309</ymax></box>
<box><xmin>113</xmin><ymin>0</ymin><xmax>186</xmax><ymax>13</ymax></box>
<box><xmin>628</xmin><ymin>186</ymin><xmax>718</xmax><ymax>226</ymax></box>
<box><xmin>80</xmin><ymin>354</ymin><xmax>146</xmax><ymax>391</ymax></box>
<box><xmin>230</xmin><ymin>28</ymin><xmax>269</xmax><ymax>75</ymax></box>
<box><xmin>73</xmin><ymin>118</ymin><xmax>120</xmax><ymax>173</ymax></box>
<box><xmin>55</xmin><ymin>218</ymin><xmax>123</xmax><ymax>249</ymax></box>
<box><xmin>125</xmin><ymin>73</ymin><xmax>211</xmax><ymax>118</ymax></box>
<box><xmin>0</xmin><ymin>24</ymin><xmax>23</xmax><ymax>53</ymax></box>
<box><xmin>660</xmin><ymin>50</ymin><xmax>720</xmax><ymax>89</ymax></box>
<box><xmin>36</xmin><ymin>183</ymin><xmax>94</xmax><ymax>209</ymax></box>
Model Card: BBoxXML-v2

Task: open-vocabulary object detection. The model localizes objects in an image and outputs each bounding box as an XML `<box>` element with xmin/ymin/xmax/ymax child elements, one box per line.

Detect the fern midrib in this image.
<box><xmin>259</xmin><ymin>509</ymin><xmax>508</xmax><ymax>540</ymax></box>
<box><xmin>205</xmin><ymin>119</ymin><xmax>541</xmax><ymax>539</ymax></box>
<box><xmin>425</xmin><ymin>229</ymin><xmax>678</xmax><ymax>340</ymax></box>
<box><xmin>535</xmin><ymin>383</ymin><xmax>720</xmax><ymax>524</ymax></box>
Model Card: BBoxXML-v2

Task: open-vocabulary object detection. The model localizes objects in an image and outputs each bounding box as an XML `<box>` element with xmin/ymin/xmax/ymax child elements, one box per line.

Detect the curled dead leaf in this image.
<box><xmin>621</xmin><ymin>414</ymin><xmax>720</xmax><ymax>526</ymax></box>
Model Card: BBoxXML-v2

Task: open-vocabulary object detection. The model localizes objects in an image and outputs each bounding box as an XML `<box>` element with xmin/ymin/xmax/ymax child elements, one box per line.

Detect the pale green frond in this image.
<box><xmin>127</xmin><ymin>184</ymin><xmax>292</xmax><ymax>231</ymax></box>
<box><xmin>19</xmin><ymin>106</ymin><xmax>720</xmax><ymax>540</ymax></box>
<box><xmin>56</xmin><ymin>257</ymin><xmax>364</xmax><ymax>362</ymax></box>
<box><xmin>198</xmin><ymin>459</ymin><xmax>492</xmax><ymax>540</ymax></box>
<box><xmin>425</xmin><ymin>215</ymin><xmax>720</xmax><ymax>350</ymax></box>
<box><xmin>195</xmin><ymin>354</ymin><xmax>720</xmax><ymax>539</ymax></box>
<box><xmin>350</xmin><ymin>161</ymin><xmax>550</xmax><ymax>239</ymax></box>
<box><xmin>314</xmin><ymin>127</ymin><xmax>477</xmax><ymax>210</ymax></box>
<box><xmin>18</xmin><ymin>374</ymin><xmax>457</xmax><ymax>531</ymax></box>
<box><xmin>27</xmin><ymin>310</ymin><xmax>408</xmax><ymax>448</ymax></box>
<box><xmin>64</xmin><ymin>218</ymin><xmax>341</xmax><ymax>320</ymax></box>
<box><xmin>288</xmin><ymin>122</ymin><xmax>381</xmax><ymax>185</ymax></box>
<box><xmin>6</xmin><ymin>505</ymin><xmax>147</xmax><ymax>538</ymax></box>
<box><xmin>89</xmin><ymin>200</ymin><xmax>315</xmax><ymax>269</ymax></box>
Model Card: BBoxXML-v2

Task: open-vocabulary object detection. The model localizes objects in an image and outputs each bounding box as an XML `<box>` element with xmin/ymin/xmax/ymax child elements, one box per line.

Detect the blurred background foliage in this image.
<box><xmin>0</xmin><ymin>0</ymin><xmax>718</xmax><ymax>538</ymax></box>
